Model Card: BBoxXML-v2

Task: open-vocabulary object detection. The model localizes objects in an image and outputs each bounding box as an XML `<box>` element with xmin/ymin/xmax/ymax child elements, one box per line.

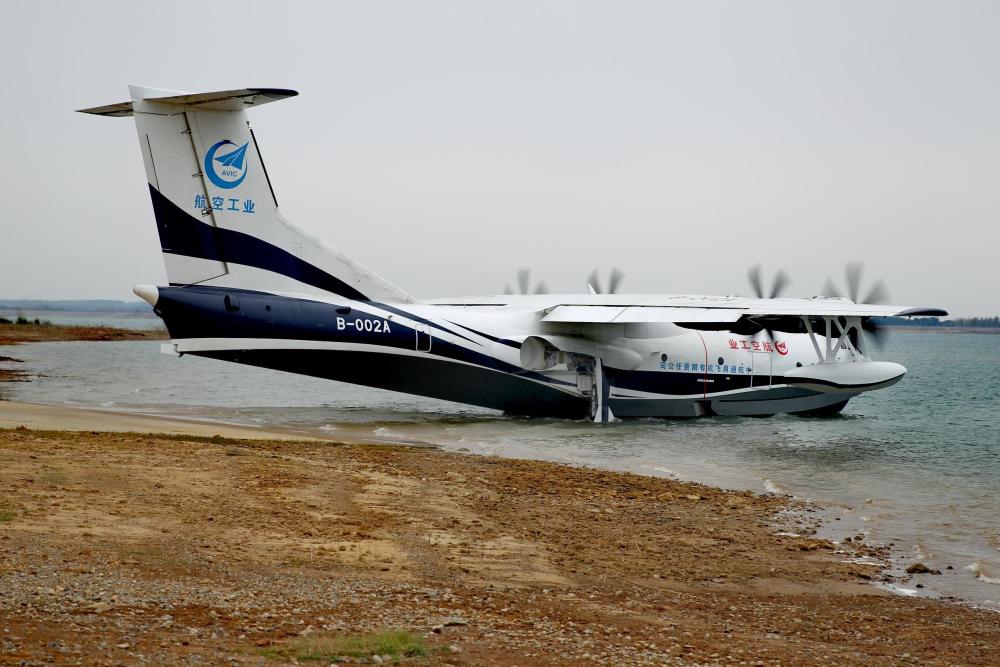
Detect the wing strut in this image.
<box><xmin>802</xmin><ymin>315</ymin><xmax>870</xmax><ymax>363</ymax></box>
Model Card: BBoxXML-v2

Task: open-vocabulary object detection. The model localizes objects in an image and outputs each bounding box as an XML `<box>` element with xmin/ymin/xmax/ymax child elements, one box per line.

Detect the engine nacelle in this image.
<box><xmin>519</xmin><ymin>335</ymin><xmax>644</xmax><ymax>371</ymax></box>
<box><xmin>520</xmin><ymin>336</ymin><xmax>560</xmax><ymax>370</ymax></box>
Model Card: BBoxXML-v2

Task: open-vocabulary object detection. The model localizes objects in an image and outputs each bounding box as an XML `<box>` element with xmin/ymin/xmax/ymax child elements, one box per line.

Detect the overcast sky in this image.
<box><xmin>1</xmin><ymin>0</ymin><xmax>997</xmax><ymax>315</ymax></box>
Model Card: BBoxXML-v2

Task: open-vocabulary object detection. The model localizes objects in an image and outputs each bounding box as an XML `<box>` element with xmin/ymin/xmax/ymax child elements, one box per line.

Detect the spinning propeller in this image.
<box><xmin>504</xmin><ymin>268</ymin><xmax>549</xmax><ymax>295</ymax></box>
<box><xmin>747</xmin><ymin>263</ymin><xmax>791</xmax><ymax>300</ymax></box>
<box><xmin>587</xmin><ymin>267</ymin><xmax>624</xmax><ymax>295</ymax></box>
<box><xmin>745</xmin><ymin>264</ymin><xmax>792</xmax><ymax>343</ymax></box>
<box><xmin>820</xmin><ymin>261</ymin><xmax>892</xmax><ymax>350</ymax></box>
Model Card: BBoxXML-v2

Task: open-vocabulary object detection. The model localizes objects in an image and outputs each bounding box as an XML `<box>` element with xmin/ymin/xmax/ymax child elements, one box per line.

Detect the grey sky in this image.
<box><xmin>1</xmin><ymin>0</ymin><xmax>997</xmax><ymax>315</ymax></box>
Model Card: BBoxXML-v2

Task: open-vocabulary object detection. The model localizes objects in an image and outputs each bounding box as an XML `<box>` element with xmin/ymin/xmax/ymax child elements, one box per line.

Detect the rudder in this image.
<box><xmin>80</xmin><ymin>86</ymin><xmax>412</xmax><ymax>303</ymax></box>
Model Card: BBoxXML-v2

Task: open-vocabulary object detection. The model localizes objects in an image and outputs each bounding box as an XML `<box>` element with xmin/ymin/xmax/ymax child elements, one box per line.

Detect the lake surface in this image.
<box><xmin>0</xmin><ymin>332</ymin><xmax>997</xmax><ymax>609</ymax></box>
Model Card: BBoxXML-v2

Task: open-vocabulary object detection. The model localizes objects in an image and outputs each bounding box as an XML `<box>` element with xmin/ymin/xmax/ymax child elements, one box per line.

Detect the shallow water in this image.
<box><xmin>1</xmin><ymin>332</ymin><xmax>997</xmax><ymax>608</ymax></box>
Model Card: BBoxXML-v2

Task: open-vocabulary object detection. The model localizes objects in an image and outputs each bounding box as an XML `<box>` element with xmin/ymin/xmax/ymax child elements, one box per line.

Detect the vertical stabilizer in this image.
<box><xmin>80</xmin><ymin>86</ymin><xmax>412</xmax><ymax>302</ymax></box>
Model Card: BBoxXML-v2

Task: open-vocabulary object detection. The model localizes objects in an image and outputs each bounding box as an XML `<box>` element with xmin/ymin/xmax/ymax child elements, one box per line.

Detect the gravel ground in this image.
<box><xmin>1</xmin><ymin>428</ymin><xmax>998</xmax><ymax>666</ymax></box>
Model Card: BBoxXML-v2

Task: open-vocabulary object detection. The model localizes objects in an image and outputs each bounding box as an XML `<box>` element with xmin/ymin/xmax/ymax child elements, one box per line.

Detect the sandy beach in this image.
<box><xmin>1</xmin><ymin>402</ymin><xmax>999</xmax><ymax>666</ymax></box>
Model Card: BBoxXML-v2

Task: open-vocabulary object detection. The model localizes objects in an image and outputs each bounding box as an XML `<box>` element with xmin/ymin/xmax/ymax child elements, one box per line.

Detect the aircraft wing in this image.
<box><xmin>541</xmin><ymin>297</ymin><xmax>947</xmax><ymax>324</ymax></box>
<box><xmin>542</xmin><ymin>306</ymin><xmax>745</xmax><ymax>323</ymax></box>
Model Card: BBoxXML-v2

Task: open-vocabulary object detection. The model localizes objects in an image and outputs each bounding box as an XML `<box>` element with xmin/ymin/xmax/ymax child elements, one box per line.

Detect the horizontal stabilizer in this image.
<box><xmin>77</xmin><ymin>101</ymin><xmax>135</xmax><ymax>117</ymax></box>
<box><xmin>78</xmin><ymin>87</ymin><xmax>298</xmax><ymax>117</ymax></box>
<box><xmin>146</xmin><ymin>88</ymin><xmax>298</xmax><ymax>111</ymax></box>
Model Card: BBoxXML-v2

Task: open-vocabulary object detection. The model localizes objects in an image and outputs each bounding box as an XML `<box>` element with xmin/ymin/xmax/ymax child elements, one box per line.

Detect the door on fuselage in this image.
<box><xmin>751</xmin><ymin>351</ymin><xmax>771</xmax><ymax>388</ymax></box>
<box><xmin>416</xmin><ymin>325</ymin><xmax>432</xmax><ymax>352</ymax></box>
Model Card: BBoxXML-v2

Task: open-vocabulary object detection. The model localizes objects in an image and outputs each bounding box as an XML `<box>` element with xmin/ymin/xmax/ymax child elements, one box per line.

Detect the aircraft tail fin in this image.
<box><xmin>79</xmin><ymin>85</ymin><xmax>412</xmax><ymax>303</ymax></box>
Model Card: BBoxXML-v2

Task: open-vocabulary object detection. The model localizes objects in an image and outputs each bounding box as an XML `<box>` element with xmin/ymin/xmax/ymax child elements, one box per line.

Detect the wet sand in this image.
<box><xmin>0</xmin><ymin>401</ymin><xmax>328</xmax><ymax>442</ymax></box>
<box><xmin>1</xmin><ymin>404</ymin><xmax>999</xmax><ymax>665</ymax></box>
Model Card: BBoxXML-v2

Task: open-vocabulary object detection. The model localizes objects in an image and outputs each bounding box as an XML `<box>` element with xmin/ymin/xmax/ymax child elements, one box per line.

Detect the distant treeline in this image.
<box><xmin>872</xmin><ymin>316</ymin><xmax>1000</xmax><ymax>328</ymax></box>
<box><xmin>0</xmin><ymin>315</ymin><xmax>52</xmax><ymax>326</ymax></box>
<box><xmin>0</xmin><ymin>299</ymin><xmax>149</xmax><ymax>313</ymax></box>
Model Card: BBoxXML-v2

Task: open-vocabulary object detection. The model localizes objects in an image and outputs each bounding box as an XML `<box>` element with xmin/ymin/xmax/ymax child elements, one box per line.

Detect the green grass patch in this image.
<box><xmin>0</xmin><ymin>510</ymin><xmax>14</xmax><ymax>523</ymax></box>
<box><xmin>262</xmin><ymin>630</ymin><xmax>429</xmax><ymax>662</ymax></box>
<box><xmin>13</xmin><ymin>317</ymin><xmax>51</xmax><ymax>326</ymax></box>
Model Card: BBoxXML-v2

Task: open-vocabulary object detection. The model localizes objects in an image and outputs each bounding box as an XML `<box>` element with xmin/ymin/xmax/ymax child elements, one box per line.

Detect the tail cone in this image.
<box><xmin>133</xmin><ymin>284</ymin><xmax>159</xmax><ymax>307</ymax></box>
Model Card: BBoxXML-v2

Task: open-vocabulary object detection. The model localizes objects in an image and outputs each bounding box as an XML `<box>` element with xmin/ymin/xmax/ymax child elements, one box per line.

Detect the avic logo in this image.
<box><xmin>205</xmin><ymin>140</ymin><xmax>249</xmax><ymax>189</ymax></box>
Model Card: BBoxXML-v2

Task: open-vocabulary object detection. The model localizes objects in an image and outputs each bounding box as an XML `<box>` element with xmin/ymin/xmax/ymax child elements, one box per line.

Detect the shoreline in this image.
<box><xmin>2</xmin><ymin>404</ymin><xmax>999</xmax><ymax>664</ymax></box>
<box><xmin>0</xmin><ymin>321</ymin><xmax>166</xmax><ymax>346</ymax></box>
<box><xmin>0</xmin><ymin>399</ymin><xmax>988</xmax><ymax>609</ymax></box>
<box><xmin>879</xmin><ymin>326</ymin><xmax>1000</xmax><ymax>334</ymax></box>
<box><xmin>0</xmin><ymin>400</ymin><xmax>338</xmax><ymax>443</ymax></box>
<box><xmin>0</xmin><ymin>400</ymin><xmax>445</xmax><ymax>449</ymax></box>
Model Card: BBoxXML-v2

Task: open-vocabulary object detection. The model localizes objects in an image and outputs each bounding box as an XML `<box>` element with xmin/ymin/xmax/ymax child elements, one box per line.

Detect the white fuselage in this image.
<box><xmin>151</xmin><ymin>287</ymin><xmax>902</xmax><ymax>419</ymax></box>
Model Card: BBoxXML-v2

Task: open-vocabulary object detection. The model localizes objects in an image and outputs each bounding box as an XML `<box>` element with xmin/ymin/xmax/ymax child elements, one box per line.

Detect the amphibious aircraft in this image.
<box><xmin>80</xmin><ymin>86</ymin><xmax>947</xmax><ymax>421</ymax></box>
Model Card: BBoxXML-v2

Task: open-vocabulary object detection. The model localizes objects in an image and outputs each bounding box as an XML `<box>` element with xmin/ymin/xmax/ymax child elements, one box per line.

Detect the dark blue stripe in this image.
<box><xmin>447</xmin><ymin>321</ymin><xmax>522</xmax><ymax>349</ymax></box>
<box><xmin>369</xmin><ymin>302</ymin><xmax>479</xmax><ymax>346</ymax></box>
<box><xmin>192</xmin><ymin>347</ymin><xmax>588</xmax><ymax>418</ymax></box>
<box><xmin>149</xmin><ymin>185</ymin><xmax>369</xmax><ymax>300</ymax></box>
<box><xmin>155</xmin><ymin>285</ymin><xmax>575</xmax><ymax>389</ymax></box>
<box><xmin>609</xmin><ymin>366</ymin><xmax>754</xmax><ymax>396</ymax></box>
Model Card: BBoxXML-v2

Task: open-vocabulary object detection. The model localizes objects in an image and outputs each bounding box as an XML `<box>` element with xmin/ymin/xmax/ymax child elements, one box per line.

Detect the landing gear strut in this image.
<box><xmin>590</xmin><ymin>358</ymin><xmax>615</xmax><ymax>423</ymax></box>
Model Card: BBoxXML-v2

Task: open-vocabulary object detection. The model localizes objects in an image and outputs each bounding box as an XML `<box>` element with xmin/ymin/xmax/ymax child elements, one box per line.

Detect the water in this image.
<box><xmin>1</xmin><ymin>333</ymin><xmax>998</xmax><ymax>608</ymax></box>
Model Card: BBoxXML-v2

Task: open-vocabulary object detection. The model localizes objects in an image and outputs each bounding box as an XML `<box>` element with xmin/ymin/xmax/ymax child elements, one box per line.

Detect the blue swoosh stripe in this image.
<box><xmin>369</xmin><ymin>302</ymin><xmax>480</xmax><ymax>346</ymax></box>
<box><xmin>149</xmin><ymin>185</ymin><xmax>369</xmax><ymax>300</ymax></box>
<box><xmin>156</xmin><ymin>285</ymin><xmax>576</xmax><ymax>389</ymax></box>
<box><xmin>446</xmin><ymin>321</ymin><xmax>522</xmax><ymax>349</ymax></box>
